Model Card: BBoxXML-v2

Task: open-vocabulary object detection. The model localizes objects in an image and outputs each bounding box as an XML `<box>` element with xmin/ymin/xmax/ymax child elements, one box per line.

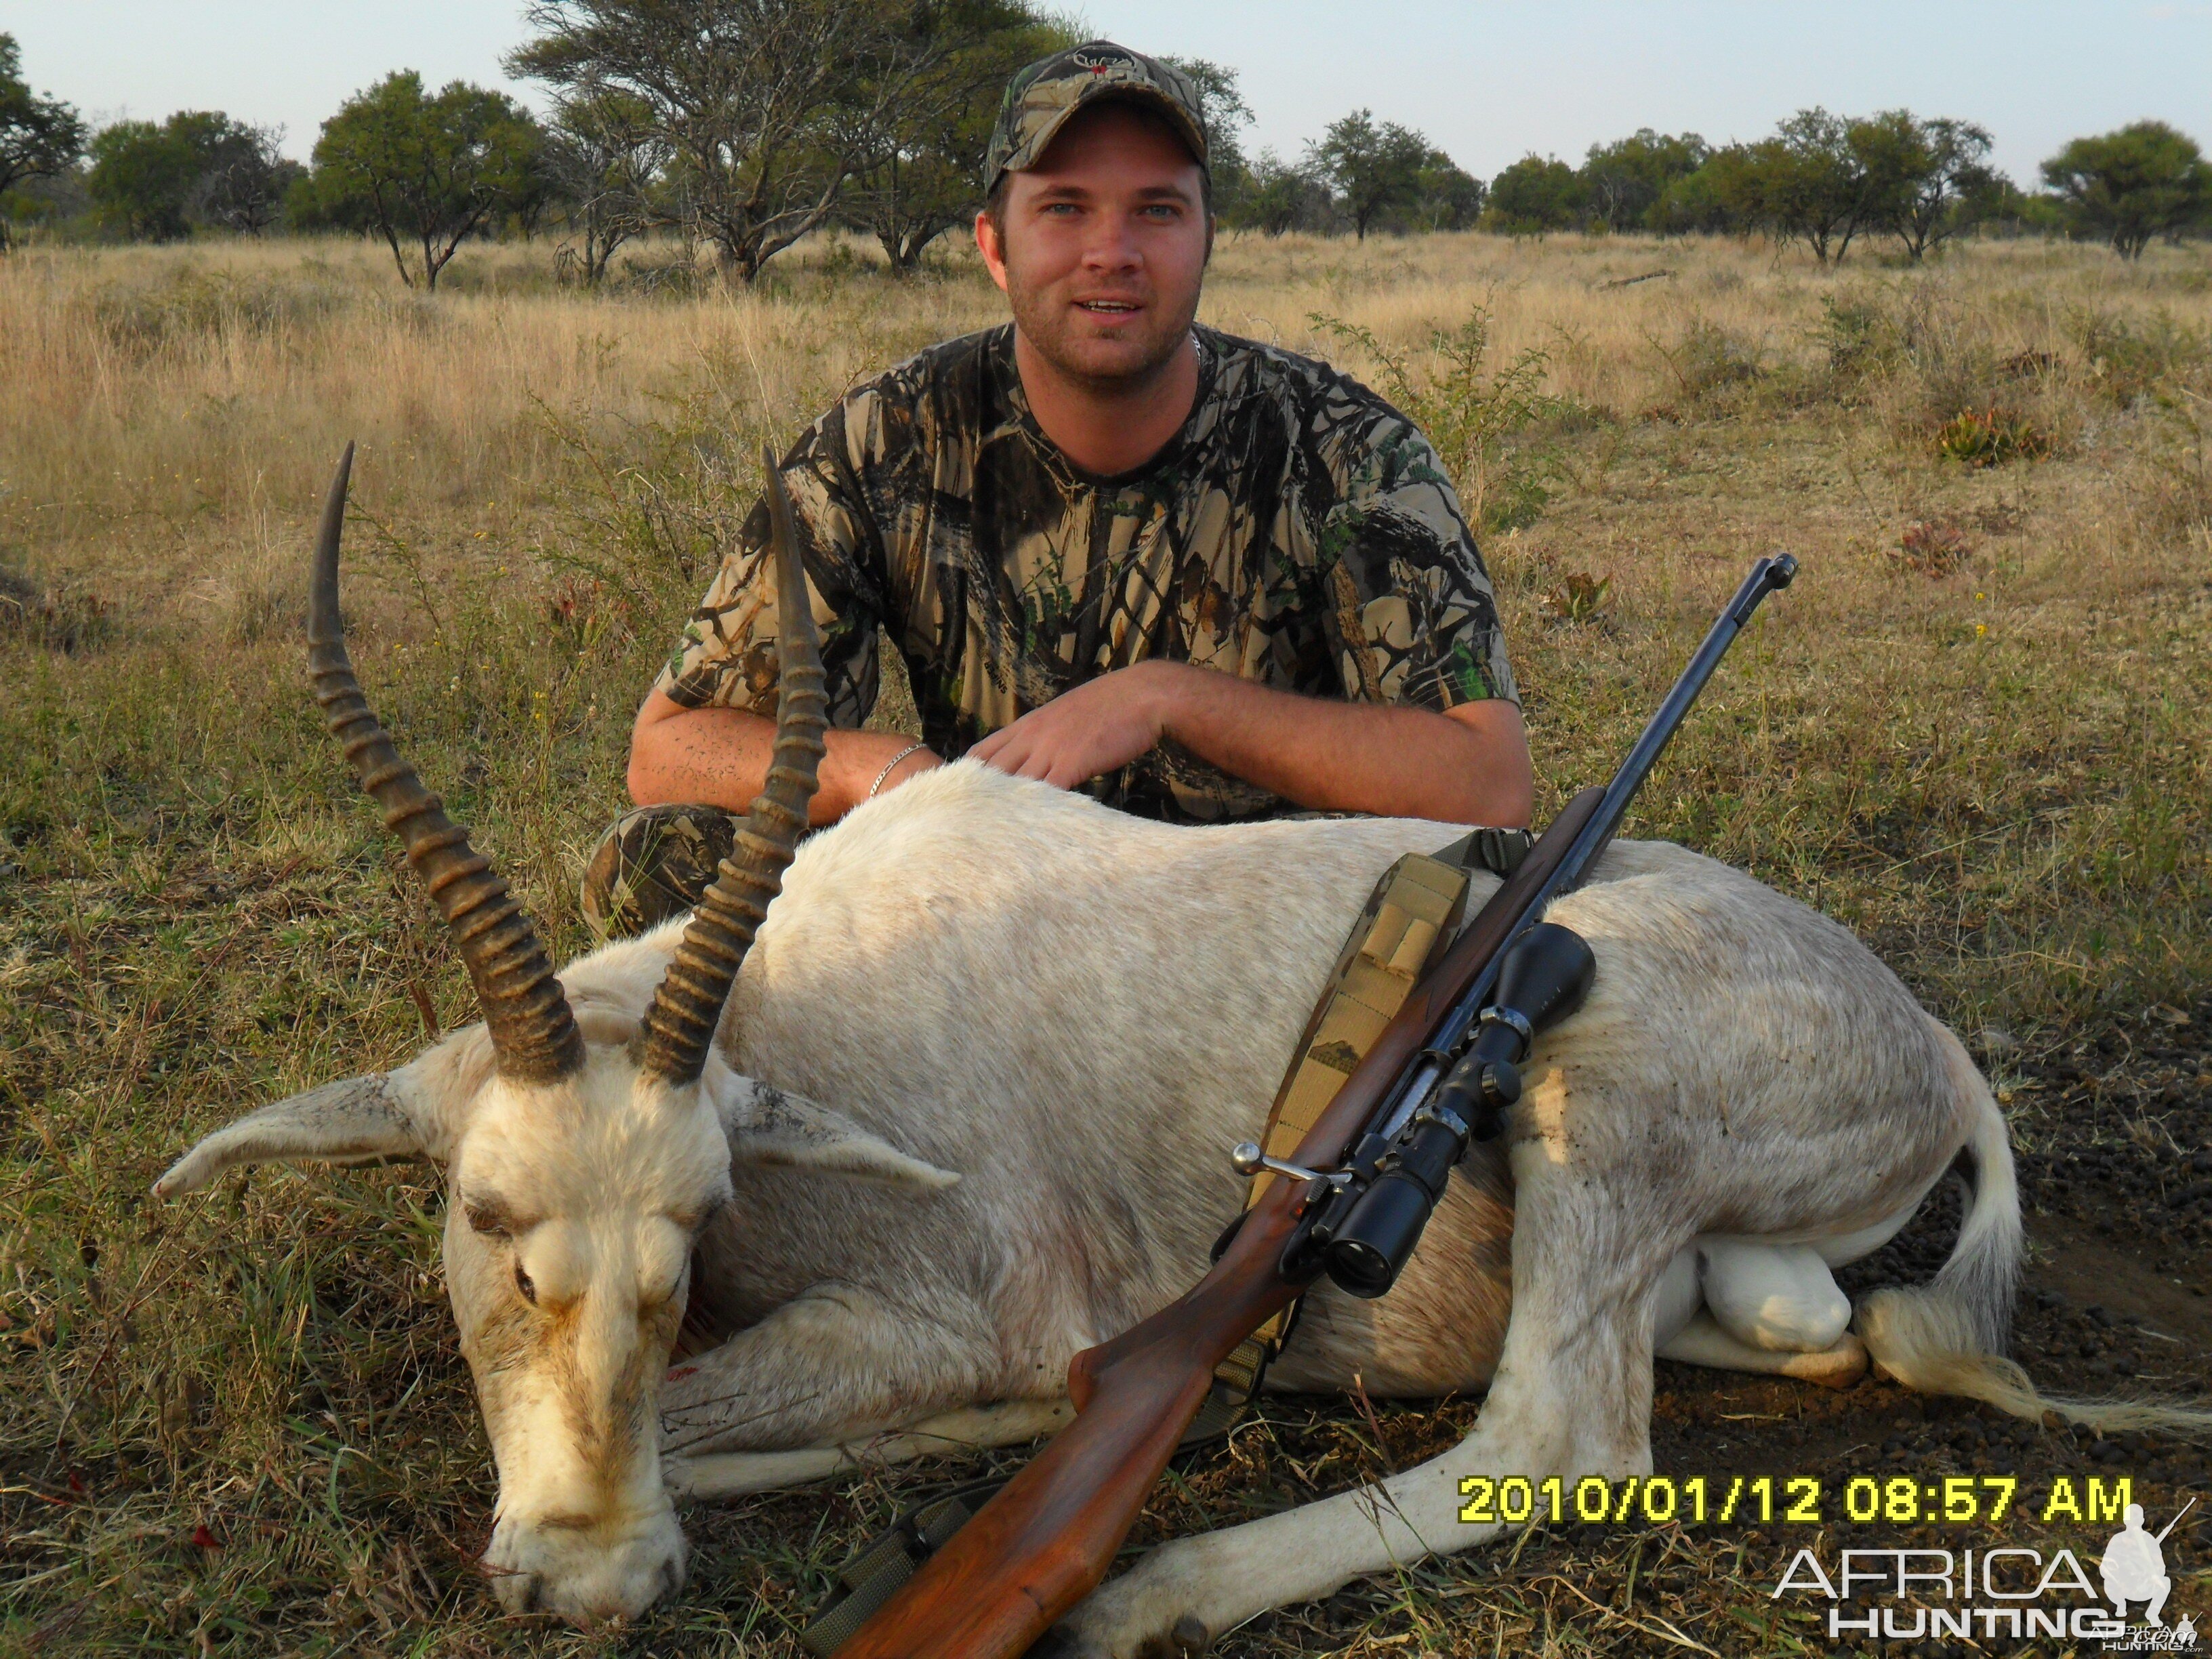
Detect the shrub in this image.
<box><xmin>1650</xmin><ymin>315</ymin><xmax>1765</xmax><ymax>409</ymax></box>
<box><xmin>1818</xmin><ymin>295</ymin><xmax>1900</xmax><ymax>381</ymax></box>
<box><xmin>1893</xmin><ymin>518</ymin><xmax>1971</xmax><ymax>573</ymax></box>
<box><xmin>1310</xmin><ymin>306</ymin><xmax>1567</xmax><ymax>535</ymax></box>
<box><xmin>1931</xmin><ymin>407</ymin><xmax>2051</xmax><ymax>467</ymax></box>
<box><xmin>1537</xmin><ymin>569</ymin><xmax>1612</xmax><ymax>624</ymax></box>
<box><xmin>2134</xmin><ymin>390</ymin><xmax>2211</xmax><ymax>548</ymax></box>
<box><xmin>2066</xmin><ymin>306</ymin><xmax>2210</xmax><ymax>409</ymax></box>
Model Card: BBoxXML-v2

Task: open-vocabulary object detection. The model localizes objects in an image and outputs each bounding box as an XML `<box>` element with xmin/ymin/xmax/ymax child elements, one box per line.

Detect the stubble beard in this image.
<box><xmin>1004</xmin><ymin>263</ymin><xmax>1202</xmax><ymax>400</ymax></box>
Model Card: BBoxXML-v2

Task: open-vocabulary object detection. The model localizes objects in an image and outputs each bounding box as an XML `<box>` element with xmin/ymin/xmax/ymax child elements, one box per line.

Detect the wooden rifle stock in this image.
<box><xmin>834</xmin><ymin>787</ymin><xmax>1607</xmax><ymax>1659</ymax></box>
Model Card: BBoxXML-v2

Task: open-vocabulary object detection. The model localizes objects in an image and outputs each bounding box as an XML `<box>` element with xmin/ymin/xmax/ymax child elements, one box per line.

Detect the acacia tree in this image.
<box><xmin>1409</xmin><ymin>150</ymin><xmax>1483</xmax><ymax>230</ymax></box>
<box><xmin>310</xmin><ymin>73</ymin><xmax>545</xmax><ymax>288</ymax></box>
<box><xmin>2042</xmin><ymin>121</ymin><xmax>2211</xmax><ymax>258</ymax></box>
<box><xmin>1484</xmin><ymin>153</ymin><xmax>1582</xmax><ymax>234</ymax></box>
<box><xmin>168</xmin><ymin>115</ymin><xmax>300</xmax><ymax>235</ymax></box>
<box><xmin>1226</xmin><ymin>148</ymin><xmax>1330</xmax><ymax>235</ymax></box>
<box><xmin>1578</xmin><ymin>129</ymin><xmax>1708</xmax><ymax>232</ymax></box>
<box><xmin>0</xmin><ymin>33</ymin><xmax>85</xmax><ymax>248</ymax></box>
<box><xmin>1729</xmin><ymin>108</ymin><xmax>1870</xmax><ymax>265</ymax></box>
<box><xmin>87</xmin><ymin>120</ymin><xmax>205</xmax><ymax>240</ymax></box>
<box><xmin>842</xmin><ymin>1</ymin><xmax>1067</xmax><ymax>273</ymax></box>
<box><xmin>1851</xmin><ymin>111</ymin><xmax>1998</xmax><ymax>261</ymax></box>
<box><xmin>1307</xmin><ymin>109</ymin><xmax>1429</xmax><ymax>240</ymax></box>
<box><xmin>515</xmin><ymin>0</ymin><xmax>955</xmax><ymax>283</ymax></box>
<box><xmin>544</xmin><ymin>87</ymin><xmax>667</xmax><ymax>282</ymax></box>
<box><xmin>1650</xmin><ymin>144</ymin><xmax>1756</xmax><ymax>235</ymax></box>
<box><xmin>1160</xmin><ymin>55</ymin><xmax>1251</xmax><ymax>215</ymax></box>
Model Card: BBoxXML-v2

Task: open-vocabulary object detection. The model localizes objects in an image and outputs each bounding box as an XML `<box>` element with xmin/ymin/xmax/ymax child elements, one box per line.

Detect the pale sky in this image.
<box><xmin>7</xmin><ymin>1</ymin><xmax>2209</xmax><ymax>188</ymax></box>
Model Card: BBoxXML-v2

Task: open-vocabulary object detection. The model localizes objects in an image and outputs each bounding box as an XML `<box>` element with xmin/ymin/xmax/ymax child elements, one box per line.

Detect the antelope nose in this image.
<box><xmin>570</xmin><ymin>1548</ymin><xmax>682</xmax><ymax>1624</ymax></box>
<box><xmin>493</xmin><ymin>1569</ymin><xmax>544</xmax><ymax>1614</ymax></box>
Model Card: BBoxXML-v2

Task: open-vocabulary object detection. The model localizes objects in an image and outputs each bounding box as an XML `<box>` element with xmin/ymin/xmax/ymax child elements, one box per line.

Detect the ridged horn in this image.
<box><xmin>308</xmin><ymin>443</ymin><xmax>585</xmax><ymax>1083</ymax></box>
<box><xmin>632</xmin><ymin>447</ymin><xmax>827</xmax><ymax>1086</ymax></box>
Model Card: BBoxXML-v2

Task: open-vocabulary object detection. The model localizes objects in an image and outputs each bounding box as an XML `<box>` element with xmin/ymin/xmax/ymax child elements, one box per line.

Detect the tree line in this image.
<box><xmin>3</xmin><ymin>14</ymin><xmax>2209</xmax><ymax>281</ymax></box>
<box><xmin>1468</xmin><ymin>110</ymin><xmax>2211</xmax><ymax>264</ymax></box>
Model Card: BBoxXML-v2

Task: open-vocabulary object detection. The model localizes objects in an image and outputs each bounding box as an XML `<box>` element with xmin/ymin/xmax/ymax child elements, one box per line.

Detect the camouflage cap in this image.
<box><xmin>985</xmin><ymin>41</ymin><xmax>1208</xmax><ymax>195</ymax></box>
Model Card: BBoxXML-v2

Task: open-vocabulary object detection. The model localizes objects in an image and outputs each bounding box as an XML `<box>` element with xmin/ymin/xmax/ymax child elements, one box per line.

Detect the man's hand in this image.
<box><xmin>967</xmin><ymin>663</ymin><xmax>1169</xmax><ymax>788</ymax></box>
<box><xmin>970</xmin><ymin>660</ymin><xmax>1534</xmax><ymax>827</ymax></box>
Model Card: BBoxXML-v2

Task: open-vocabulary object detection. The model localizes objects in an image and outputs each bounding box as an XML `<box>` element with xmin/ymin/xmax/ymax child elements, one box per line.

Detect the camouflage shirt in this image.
<box><xmin>654</xmin><ymin>323</ymin><xmax>1517</xmax><ymax>823</ymax></box>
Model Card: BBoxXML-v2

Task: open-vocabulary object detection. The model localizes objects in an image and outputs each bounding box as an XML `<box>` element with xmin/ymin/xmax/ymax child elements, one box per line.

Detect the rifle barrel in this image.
<box><xmin>1551</xmin><ymin>552</ymin><xmax>1797</xmax><ymax>903</ymax></box>
<box><xmin>1374</xmin><ymin>553</ymin><xmax>1797</xmax><ymax>1143</ymax></box>
<box><xmin>2154</xmin><ymin>1494</ymin><xmax>2196</xmax><ymax>1542</ymax></box>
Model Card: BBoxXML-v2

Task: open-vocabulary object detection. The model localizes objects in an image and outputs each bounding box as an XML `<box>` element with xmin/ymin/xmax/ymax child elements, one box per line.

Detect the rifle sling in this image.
<box><xmin>1186</xmin><ymin>825</ymin><xmax>1526</xmax><ymax>1443</ymax></box>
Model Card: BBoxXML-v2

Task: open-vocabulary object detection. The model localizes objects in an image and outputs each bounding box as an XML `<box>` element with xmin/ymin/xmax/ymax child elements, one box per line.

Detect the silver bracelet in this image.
<box><xmin>867</xmin><ymin>742</ymin><xmax>928</xmax><ymax>800</ymax></box>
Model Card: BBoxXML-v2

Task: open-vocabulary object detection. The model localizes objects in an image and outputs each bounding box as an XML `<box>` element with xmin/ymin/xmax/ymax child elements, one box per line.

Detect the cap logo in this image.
<box><xmin>1070</xmin><ymin>47</ymin><xmax>1132</xmax><ymax>73</ymax></box>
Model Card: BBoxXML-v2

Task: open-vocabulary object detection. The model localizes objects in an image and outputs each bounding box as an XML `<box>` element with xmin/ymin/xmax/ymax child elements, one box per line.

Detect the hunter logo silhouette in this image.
<box><xmin>2103</xmin><ymin>1497</ymin><xmax>2195</xmax><ymax>1626</ymax></box>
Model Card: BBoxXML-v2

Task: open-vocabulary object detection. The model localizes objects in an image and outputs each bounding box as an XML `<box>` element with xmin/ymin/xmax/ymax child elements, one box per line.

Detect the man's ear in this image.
<box><xmin>716</xmin><ymin>1076</ymin><xmax>960</xmax><ymax>1192</ymax></box>
<box><xmin>975</xmin><ymin>207</ymin><xmax>1010</xmax><ymax>293</ymax></box>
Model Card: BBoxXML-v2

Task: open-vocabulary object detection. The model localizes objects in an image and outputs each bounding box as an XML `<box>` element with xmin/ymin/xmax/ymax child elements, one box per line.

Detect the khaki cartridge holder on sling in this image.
<box><xmin>1188</xmin><ymin>825</ymin><xmax>1527</xmax><ymax>1444</ymax></box>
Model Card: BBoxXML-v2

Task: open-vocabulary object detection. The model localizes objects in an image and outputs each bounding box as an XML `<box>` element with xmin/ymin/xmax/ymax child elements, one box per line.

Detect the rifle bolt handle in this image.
<box><xmin>1231</xmin><ymin>1141</ymin><xmax>1347</xmax><ymax>1187</ymax></box>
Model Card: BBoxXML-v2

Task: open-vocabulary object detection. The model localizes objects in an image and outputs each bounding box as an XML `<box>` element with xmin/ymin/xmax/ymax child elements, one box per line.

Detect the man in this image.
<box><xmin>586</xmin><ymin>41</ymin><xmax>1532</xmax><ymax>937</ymax></box>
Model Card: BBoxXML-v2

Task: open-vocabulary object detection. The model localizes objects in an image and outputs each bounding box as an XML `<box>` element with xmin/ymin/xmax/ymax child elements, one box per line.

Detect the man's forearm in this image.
<box><xmin>628</xmin><ymin>693</ymin><xmax>937</xmax><ymax>825</ymax></box>
<box><xmin>1151</xmin><ymin>664</ymin><xmax>1534</xmax><ymax>826</ymax></box>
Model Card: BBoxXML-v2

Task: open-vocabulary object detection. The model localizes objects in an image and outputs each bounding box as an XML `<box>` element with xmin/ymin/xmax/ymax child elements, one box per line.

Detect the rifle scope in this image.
<box><xmin>1323</xmin><ymin>923</ymin><xmax>1594</xmax><ymax>1297</ymax></box>
<box><xmin>1298</xmin><ymin>552</ymin><xmax>1799</xmax><ymax>1300</ymax></box>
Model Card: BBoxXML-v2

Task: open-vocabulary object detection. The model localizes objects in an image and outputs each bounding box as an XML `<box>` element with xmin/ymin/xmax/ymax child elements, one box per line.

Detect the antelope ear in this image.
<box><xmin>155</xmin><ymin>1074</ymin><xmax>426</xmax><ymax>1197</ymax></box>
<box><xmin>717</xmin><ymin>1078</ymin><xmax>960</xmax><ymax>1192</ymax></box>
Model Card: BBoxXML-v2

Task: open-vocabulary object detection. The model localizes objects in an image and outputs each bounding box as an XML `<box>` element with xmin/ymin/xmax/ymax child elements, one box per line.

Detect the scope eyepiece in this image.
<box><xmin>1319</xmin><ymin>922</ymin><xmax>1596</xmax><ymax>1299</ymax></box>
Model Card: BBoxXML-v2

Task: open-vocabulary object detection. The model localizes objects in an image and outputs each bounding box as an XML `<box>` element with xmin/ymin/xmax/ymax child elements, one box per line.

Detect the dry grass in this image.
<box><xmin>3</xmin><ymin>227</ymin><xmax>2210</xmax><ymax>1656</ymax></box>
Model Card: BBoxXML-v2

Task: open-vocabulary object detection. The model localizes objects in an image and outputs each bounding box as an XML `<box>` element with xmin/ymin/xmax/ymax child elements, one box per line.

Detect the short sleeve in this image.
<box><xmin>1316</xmin><ymin>415</ymin><xmax>1518</xmax><ymax>712</ymax></box>
<box><xmin>651</xmin><ymin>408</ymin><xmax>886</xmax><ymax>729</ymax></box>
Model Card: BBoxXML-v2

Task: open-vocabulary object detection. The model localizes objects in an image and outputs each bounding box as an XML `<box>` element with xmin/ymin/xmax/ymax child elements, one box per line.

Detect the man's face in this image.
<box><xmin>978</xmin><ymin>102</ymin><xmax>1210</xmax><ymax>390</ymax></box>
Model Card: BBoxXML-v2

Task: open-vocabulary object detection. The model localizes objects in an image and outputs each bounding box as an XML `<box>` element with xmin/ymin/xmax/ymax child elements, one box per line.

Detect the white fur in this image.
<box><xmin>166</xmin><ymin>760</ymin><xmax>2078</xmax><ymax>1641</ymax></box>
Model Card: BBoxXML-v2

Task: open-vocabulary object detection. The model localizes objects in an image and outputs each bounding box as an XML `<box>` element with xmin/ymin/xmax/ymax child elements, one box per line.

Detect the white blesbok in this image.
<box><xmin>158</xmin><ymin>453</ymin><xmax>2187</xmax><ymax>1647</ymax></box>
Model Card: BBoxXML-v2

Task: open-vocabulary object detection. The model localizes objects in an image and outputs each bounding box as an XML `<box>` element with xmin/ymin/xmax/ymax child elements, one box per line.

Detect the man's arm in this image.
<box><xmin>630</xmin><ymin>691</ymin><xmax>940</xmax><ymax>826</ymax></box>
<box><xmin>966</xmin><ymin>661</ymin><xmax>1534</xmax><ymax>827</ymax></box>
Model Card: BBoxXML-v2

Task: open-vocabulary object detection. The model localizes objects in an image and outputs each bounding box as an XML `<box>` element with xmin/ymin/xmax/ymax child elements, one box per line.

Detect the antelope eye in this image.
<box><xmin>514</xmin><ymin>1262</ymin><xmax>537</xmax><ymax>1305</ymax></box>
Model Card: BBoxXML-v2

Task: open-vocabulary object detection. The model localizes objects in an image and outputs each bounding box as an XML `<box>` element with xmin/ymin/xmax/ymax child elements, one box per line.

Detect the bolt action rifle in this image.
<box><xmin>830</xmin><ymin>556</ymin><xmax>1799</xmax><ymax>1659</ymax></box>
